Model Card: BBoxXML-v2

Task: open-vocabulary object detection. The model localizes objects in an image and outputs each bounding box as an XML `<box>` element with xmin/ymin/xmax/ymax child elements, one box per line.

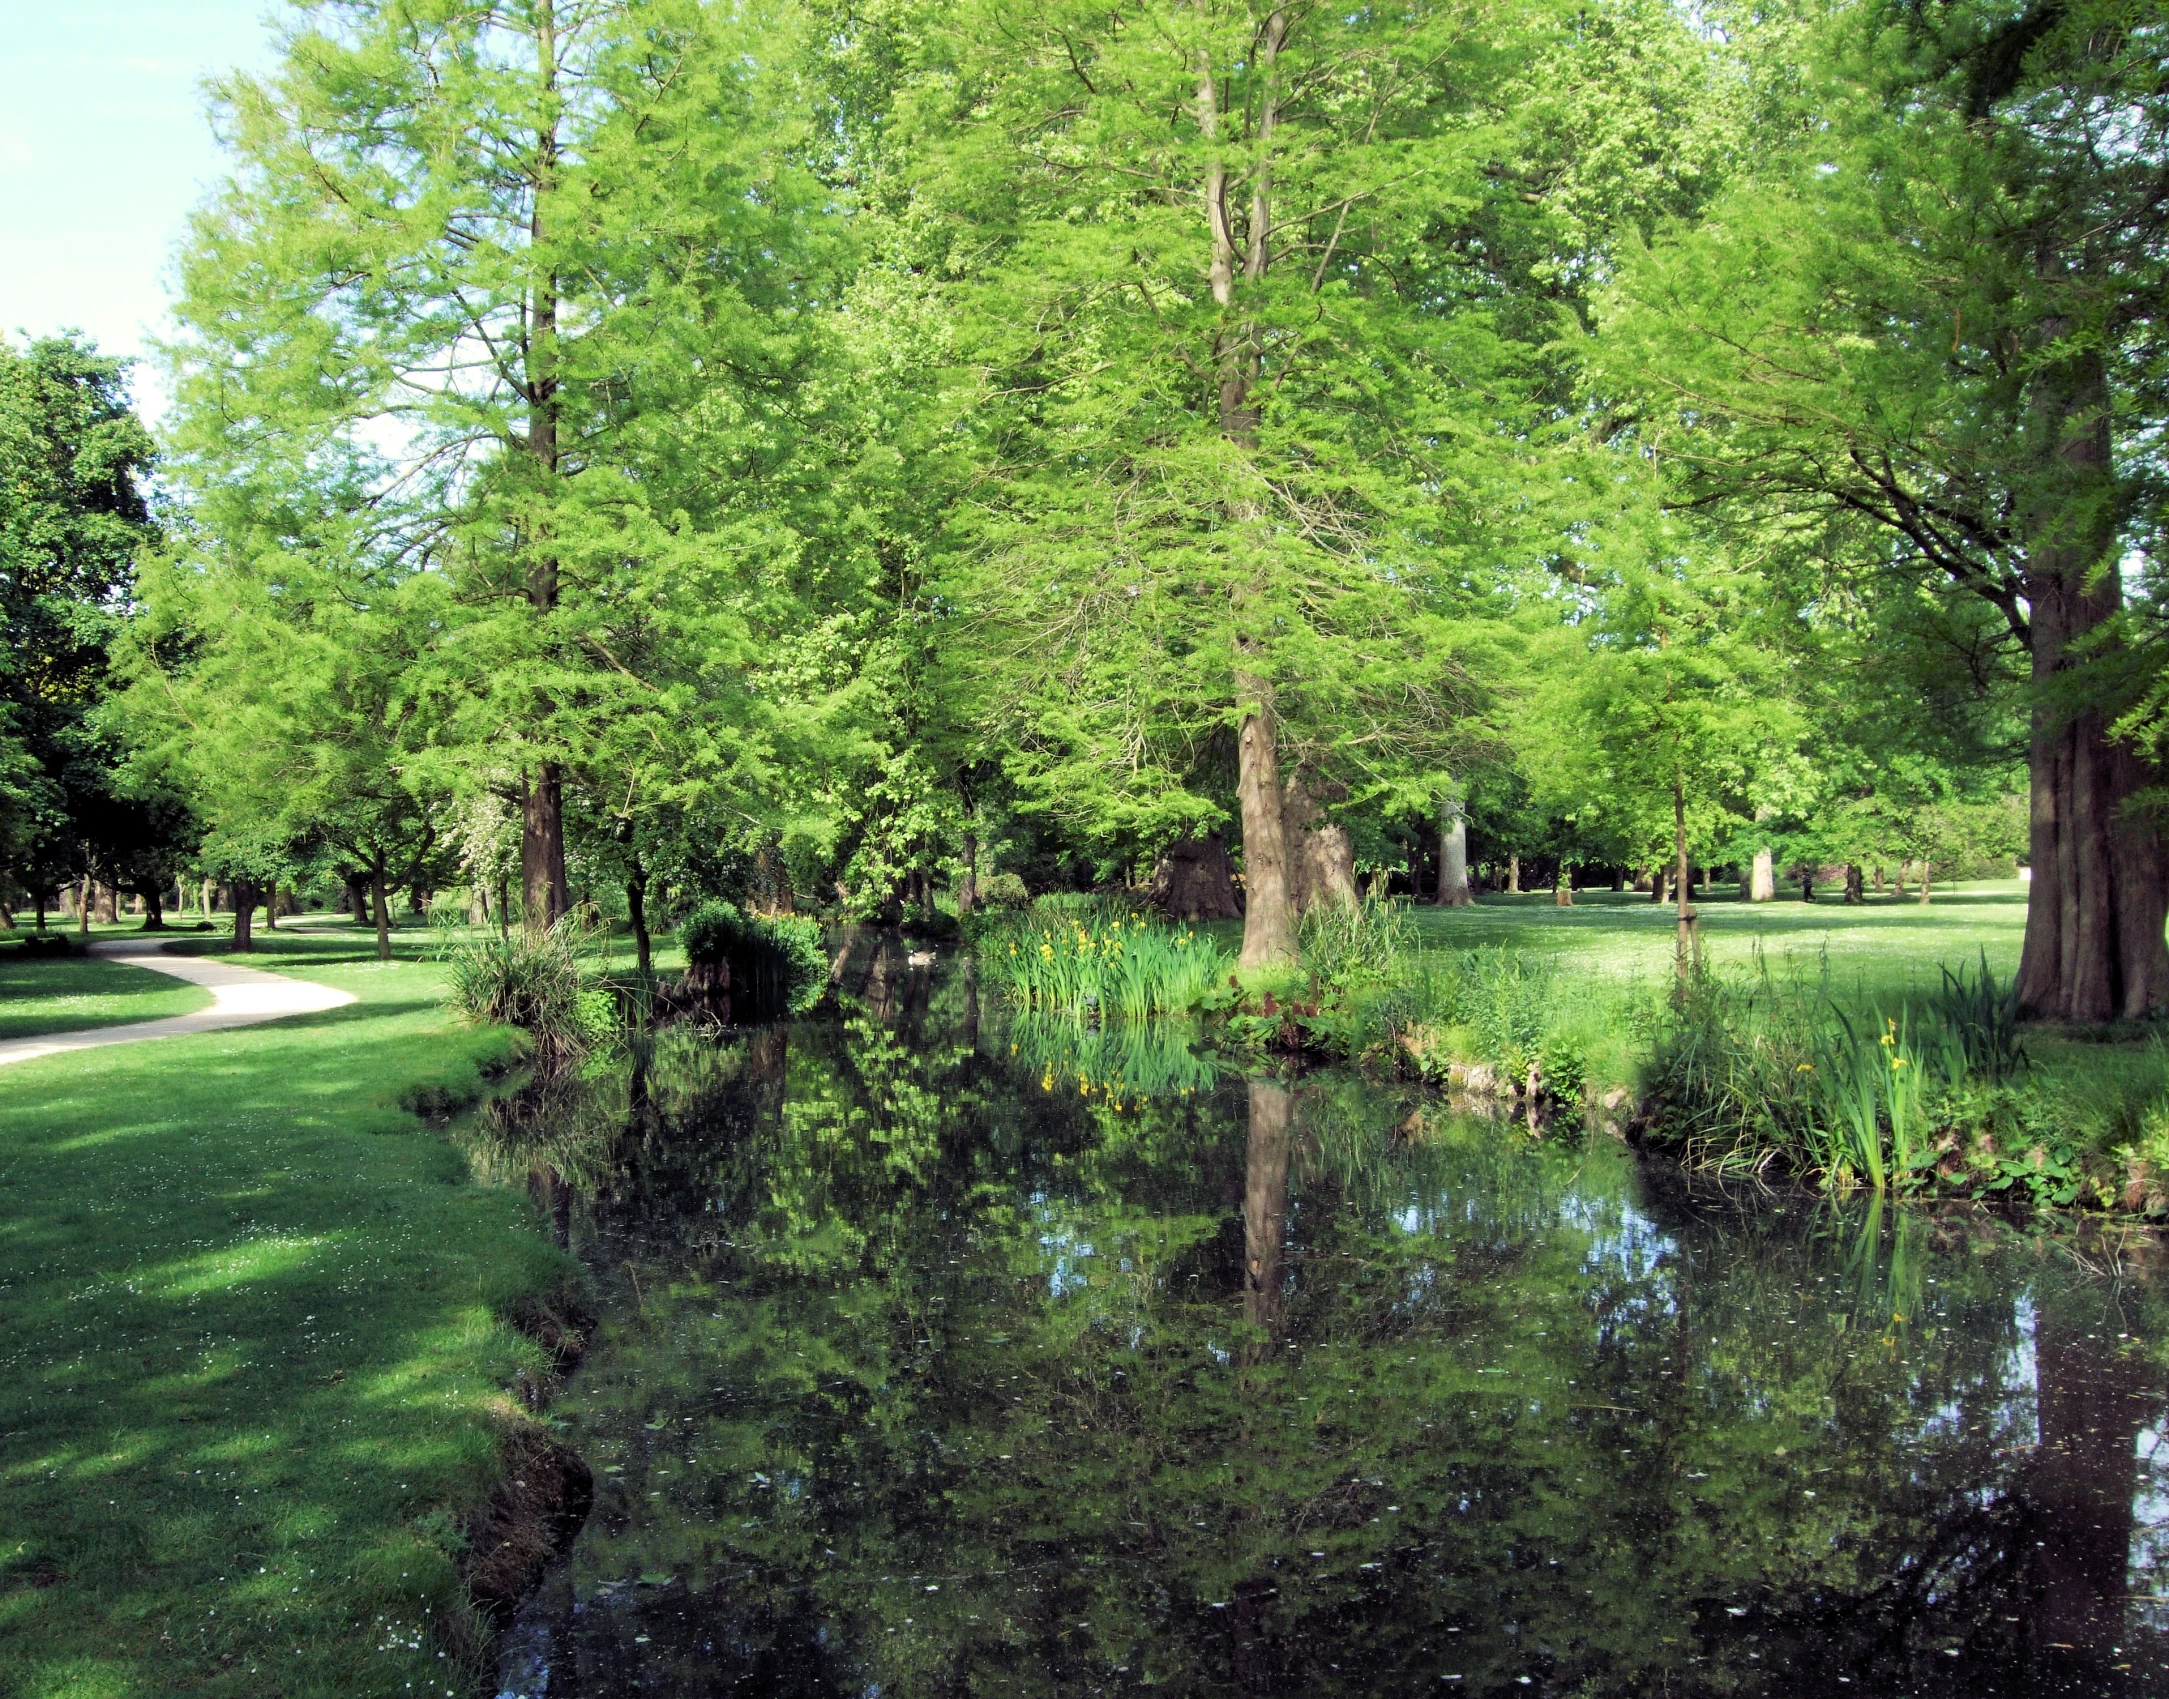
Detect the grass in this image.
<box><xmin>1396</xmin><ymin>879</ymin><xmax>2030</xmax><ymax>1002</ymax></box>
<box><xmin>0</xmin><ymin>927</ymin><xmax>578</xmax><ymax>1699</ymax></box>
<box><xmin>0</xmin><ymin>952</ymin><xmax>212</xmax><ymax>1042</ymax></box>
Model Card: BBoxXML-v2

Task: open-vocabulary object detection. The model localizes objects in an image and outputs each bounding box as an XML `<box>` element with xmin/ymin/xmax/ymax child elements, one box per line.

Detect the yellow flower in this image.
<box><xmin>1796</xmin><ymin>1063</ymin><xmax>1814</xmax><ymax>1073</ymax></box>
<box><xmin>1892</xmin><ymin>1057</ymin><xmax>1908</xmax><ymax>1069</ymax></box>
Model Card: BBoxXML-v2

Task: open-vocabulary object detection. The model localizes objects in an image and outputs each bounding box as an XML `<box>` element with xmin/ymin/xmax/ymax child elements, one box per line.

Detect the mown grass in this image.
<box><xmin>0</xmin><ymin>951</ymin><xmax>212</xmax><ymax>1042</ymax></box>
<box><xmin>0</xmin><ymin>930</ymin><xmax>577</xmax><ymax>1699</ymax></box>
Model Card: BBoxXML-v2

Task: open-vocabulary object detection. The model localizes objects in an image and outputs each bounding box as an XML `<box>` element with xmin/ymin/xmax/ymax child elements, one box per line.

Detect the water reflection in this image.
<box><xmin>478</xmin><ymin>975</ymin><xmax>2169</xmax><ymax>1697</ymax></box>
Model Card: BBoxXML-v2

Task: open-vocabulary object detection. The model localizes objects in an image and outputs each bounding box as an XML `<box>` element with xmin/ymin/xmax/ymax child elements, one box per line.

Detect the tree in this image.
<box><xmin>878</xmin><ymin>0</ymin><xmax>1601</xmax><ymax>966</ymax></box>
<box><xmin>0</xmin><ymin>333</ymin><xmax>160</xmax><ymax>920</ymax></box>
<box><xmin>1594</xmin><ymin>1</ymin><xmax>2169</xmax><ymax>1019</ymax></box>
<box><xmin>166</xmin><ymin>0</ymin><xmax>835</xmax><ymax>933</ymax></box>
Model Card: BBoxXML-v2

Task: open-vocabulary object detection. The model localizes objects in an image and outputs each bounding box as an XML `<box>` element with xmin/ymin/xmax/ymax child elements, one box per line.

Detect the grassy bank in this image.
<box><xmin>0</xmin><ymin>951</ymin><xmax>212</xmax><ymax>1042</ymax></box>
<box><xmin>0</xmin><ymin>927</ymin><xmax>578</xmax><ymax>1699</ymax></box>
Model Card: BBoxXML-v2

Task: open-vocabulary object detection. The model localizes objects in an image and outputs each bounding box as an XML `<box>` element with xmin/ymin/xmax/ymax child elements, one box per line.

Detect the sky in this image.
<box><xmin>0</xmin><ymin>1</ymin><xmax>281</xmax><ymax>417</ymax></box>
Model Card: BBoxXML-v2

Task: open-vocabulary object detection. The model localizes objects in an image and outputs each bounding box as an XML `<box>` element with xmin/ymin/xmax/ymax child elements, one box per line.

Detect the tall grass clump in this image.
<box><xmin>445</xmin><ymin>919</ymin><xmax>615</xmax><ymax>1059</ymax></box>
<box><xmin>1636</xmin><ymin>954</ymin><xmax>2119</xmax><ymax>1201</ymax></box>
<box><xmin>979</xmin><ymin>908</ymin><xmax>1229</xmax><ymax>1017</ymax></box>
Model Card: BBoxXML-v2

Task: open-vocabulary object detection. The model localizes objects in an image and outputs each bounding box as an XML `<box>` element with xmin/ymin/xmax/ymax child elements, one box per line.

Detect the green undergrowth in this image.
<box><xmin>1639</xmin><ymin>949</ymin><xmax>2169</xmax><ymax>1213</ymax></box>
<box><xmin>0</xmin><ymin>932</ymin><xmax>581</xmax><ymax>1699</ymax></box>
<box><xmin>0</xmin><ymin>949</ymin><xmax>212</xmax><ymax>1042</ymax></box>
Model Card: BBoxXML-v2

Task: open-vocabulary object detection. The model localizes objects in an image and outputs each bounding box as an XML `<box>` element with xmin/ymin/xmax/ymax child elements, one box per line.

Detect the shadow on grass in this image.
<box><xmin>0</xmin><ymin>961</ymin><xmax>565</xmax><ymax>1698</ymax></box>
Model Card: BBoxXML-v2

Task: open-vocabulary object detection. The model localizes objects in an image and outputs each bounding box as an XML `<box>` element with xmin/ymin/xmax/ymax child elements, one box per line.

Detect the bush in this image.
<box><xmin>11</xmin><ymin>932</ymin><xmax>76</xmax><ymax>959</ymax></box>
<box><xmin>977</xmin><ymin>872</ymin><xmax>1031</xmax><ymax>908</ymax></box>
<box><xmin>678</xmin><ymin>901</ymin><xmax>827</xmax><ymax>1017</ymax></box>
<box><xmin>444</xmin><ymin>923</ymin><xmax>593</xmax><ymax>1059</ymax></box>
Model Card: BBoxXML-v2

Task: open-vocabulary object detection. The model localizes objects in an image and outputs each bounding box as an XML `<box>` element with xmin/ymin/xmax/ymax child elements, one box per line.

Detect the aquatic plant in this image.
<box><xmin>979</xmin><ymin>909</ymin><xmax>1229</xmax><ymax>1018</ymax></box>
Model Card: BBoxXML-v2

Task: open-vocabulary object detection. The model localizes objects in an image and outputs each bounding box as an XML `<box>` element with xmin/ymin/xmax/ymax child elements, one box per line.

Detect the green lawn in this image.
<box><xmin>0</xmin><ymin>949</ymin><xmax>214</xmax><ymax>1042</ymax></box>
<box><xmin>1403</xmin><ymin>879</ymin><xmax>2028</xmax><ymax>1003</ymax></box>
<box><xmin>0</xmin><ymin>932</ymin><xmax>574</xmax><ymax>1699</ymax></box>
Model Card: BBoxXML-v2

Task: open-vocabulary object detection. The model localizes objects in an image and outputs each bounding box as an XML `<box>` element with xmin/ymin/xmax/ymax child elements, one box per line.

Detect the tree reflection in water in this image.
<box><xmin>476</xmin><ymin>967</ymin><xmax>2169</xmax><ymax>1698</ymax></box>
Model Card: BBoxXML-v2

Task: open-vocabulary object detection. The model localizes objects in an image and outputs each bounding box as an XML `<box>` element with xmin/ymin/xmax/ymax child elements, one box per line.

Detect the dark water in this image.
<box><xmin>478</xmin><ymin>947</ymin><xmax>2169</xmax><ymax>1698</ymax></box>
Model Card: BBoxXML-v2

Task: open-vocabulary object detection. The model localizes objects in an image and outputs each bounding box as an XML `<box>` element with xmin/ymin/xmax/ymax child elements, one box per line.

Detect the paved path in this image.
<box><xmin>0</xmin><ymin>938</ymin><xmax>356</xmax><ymax>1068</ymax></box>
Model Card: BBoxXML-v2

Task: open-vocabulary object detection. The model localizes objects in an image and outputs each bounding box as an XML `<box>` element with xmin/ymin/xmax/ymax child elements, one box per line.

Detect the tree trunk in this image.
<box><xmin>1152</xmin><ymin>835</ymin><xmax>1242</xmax><ymax>920</ymax></box>
<box><xmin>142</xmin><ymin>885</ymin><xmax>164</xmax><ymax>931</ymax></box>
<box><xmin>262</xmin><ymin>881</ymin><xmax>277</xmax><ymax>931</ymax></box>
<box><xmin>1649</xmin><ymin>865</ymin><xmax>1667</xmax><ymax>905</ymax></box>
<box><xmin>1235</xmin><ymin>682</ymin><xmax>1296</xmax><ymax>967</ymax></box>
<box><xmin>92</xmin><ymin>880</ymin><xmax>117</xmax><ymax>925</ymax></box>
<box><xmin>515</xmin><ymin>11</ymin><xmax>572</xmax><ymax>940</ymax></box>
<box><xmin>346</xmin><ymin>876</ymin><xmax>369</xmax><ymax>926</ymax></box>
<box><xmin>1893</xmin><ymin>860</ymin><xmax>1908</xmax><ymax>898</ymax></box>
<box><xmin>1282</xmin><ymin>781</ymin><xmax>1357</xmax><ymax>915</ymax></box>
<box><xmin>1554</xmin><ymin>864</ymin><xmax>1573</xmax><ymax>907</ymax></box>
<box><xmin>626</xmin><ymin>870</ymin><xmax>651</xmax><ymax>977</ymax></box>
<box><xmin>1611</xmin><ymin>867</ymin><xmax>1625</xmax><ymax>892</ymax></box>
<box><xmin>370</xmin><ymin>861</ymin><xmax>392</xmax><ymax>962</ymax></box>
<box><xmin>232</xmin><ymin>880</ymin><xmax>255</xmax><ymax>953</ymax></box>
<box><xmin>1918</xmin><ymin>859</ymin><xmax>1933</xmax><ymax>905</ymax></box>
<box><xmin>958</xmin><ymin>831</ymin><xmax>979</xmax><ymax>915</ymax></box>
<box><xmin>76</xmin><ymin>874</ymin><xmax>90</xmax><ymax>937</ymax></box>
<box><xmin>1750</xmin><ymin>845</ymin><xmax>1775</xmax><ymax>902</ymax></box>
<box><xmin>1506</xmin><ymin>854</ymin><xmax>1521</xmax><ymax>894</ymax></box>
<box><xmin>1872</xmin><ymin>863</ymin><xmax>1885</xmax><ymax>895</ymax></box>
<box><xmin>1437</xmin><ymin>796</ymin><xmax>1471</xmax><ymax>907</ymax></box>
<box><xmin>1673</xmin><ymin>774</ymin><xmax>1699</xmax><ymax>985</ymax></box>
<box><xmin>495</xmin><ymin>877</ymin><xmax>511</xmax><ymax>941</ymax></box>
<box><xmin>1843</xmin><ymin>864</ymin><xmax>1864</xmax><ymax>904</ymax></box>
<box><xmin>2013</xmin><ymin>341</ymin><xmax>2169</xmax><ymax>1021</ymax></box>
<box><xmin>521</xmin><ymin>764</ymin><xmax>569</xmax><ymax>932</ymax></box>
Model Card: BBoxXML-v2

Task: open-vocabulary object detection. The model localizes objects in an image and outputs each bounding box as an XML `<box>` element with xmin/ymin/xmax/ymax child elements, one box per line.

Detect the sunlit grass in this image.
<box><xmin>0</xmin><ymin>951</ymin><xmax>212</xmax><ymax>1042</ymax></box>
<box><xmin>0</xmin><ymin>933</ymin><xmax>575</xmax><ymax>1698</ymax></box>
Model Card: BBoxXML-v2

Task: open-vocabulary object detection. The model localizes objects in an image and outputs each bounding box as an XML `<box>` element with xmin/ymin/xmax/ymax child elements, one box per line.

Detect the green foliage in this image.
<box><xmin>678</xmin><ymin>899</ymin><xmax>828</xmax><ymax>1017</ymax></box>
<box><xmin>444</xmin><ymin>921</ymin><xmax>595</xmax><ymax>1058</ymax></box>
<box><xmin>1001</xmin><ymin>1010</ymin><xmax>1222</xmax><ymax>1106</ymax></box>
<box><xmin>978</xmin><ymin>908</ymin><xmax>1230</xmax><ymax>1019</ymax></box>
<box><xmin>976</xmin><ymin>871</ymin><xmax>1030</xmax><ymax>908</ymax></box>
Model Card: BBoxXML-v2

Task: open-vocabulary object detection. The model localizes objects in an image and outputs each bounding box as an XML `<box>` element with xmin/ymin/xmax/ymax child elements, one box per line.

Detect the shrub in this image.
<box><xmin>678</xmin><ymin>901</ymin><xmax>826</xmax><ymax>1017</ymax></box>
<box><xmin>977</xmin><ymin>871</ymin><xmax>1031</xmax><ymax>908</ymax></box>
<box><xmin>12</xmin><ymin>932</ymin><xmax>75</xmax><ymax>959</ymax></box>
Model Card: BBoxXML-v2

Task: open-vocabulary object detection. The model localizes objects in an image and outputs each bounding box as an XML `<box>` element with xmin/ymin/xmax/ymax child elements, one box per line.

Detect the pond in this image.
<box><xmin>479</xmin><ymin>939</ymin><xmax>2169</xmax><ymax>1698</ymax></box>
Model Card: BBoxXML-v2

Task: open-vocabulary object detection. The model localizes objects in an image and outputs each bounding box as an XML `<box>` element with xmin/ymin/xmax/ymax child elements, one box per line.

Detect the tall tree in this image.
<box><xmin>166</xmin><ymin>0</ymin><xmax>834</xmax><ymax>932</ymax></box>
<box><xmin>1594</xmin><ymin>0</ymin><xmax>2169</xmax><ymax>1020</ymax></box>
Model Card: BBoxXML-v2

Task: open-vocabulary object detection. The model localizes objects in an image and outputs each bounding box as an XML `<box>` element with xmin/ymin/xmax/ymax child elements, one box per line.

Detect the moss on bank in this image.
<box><xmin>0</xmin><ymin>929</ymin><xmax>580</xmax><ymax>1699</ymax></box>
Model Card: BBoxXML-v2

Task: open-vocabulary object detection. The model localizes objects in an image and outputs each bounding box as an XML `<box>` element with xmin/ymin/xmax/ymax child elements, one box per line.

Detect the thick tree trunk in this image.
<box><xmin>626</xmin><ymin>871</ymin><xmax>651</xmax><ymax>977</ymax></box>
<box><xmin>1437</xmin><ymin>797</ymin><xmax>1472</xmax><ymax>907</ymax></box>
<box><xmin>521</xmin><ymin>764</ymin><xmax>569</xmax><ymax>932</ymax></box>
<box><xmin>1871</xmin><ymin>864</ymin><xmax>1885</xmax><ymax>896</ymax></box>
<box><xmin>1649</xmin><ymin>865</ymin><xmax>1666</xmax><ymax>905</ymax></box>
<box><xmin>92</xmin><ymin>880</ymin><xmax>117</xmax><ymax>925</ymax></box>
<box><xmin>370</xmin><ymin>862</ymin><xmax>392</xmax><ymax>962</ymax></box>
<box><xmin>1893</xmin><ymin>860</ymin><xmax>1908</xmax><ymax>899</ymax></box>
<box><xmin>345</xmin><ymin>877</ymin><xmax>368</xmax><ymax>925</ymax></box>
<box><xmin>1750</xmin><ymin>845</ymin><xmax>1775</xmax><ymax>902</ymax></box>
<box><xmin>1506</xmin><ymin>854</ymin><xmax>1521</xmax><ymax>894</ymax></box>
<box><xmin>1152</xmin><ymin>835</ymin><xmax>1242</xmax><ymax>920</ymax></box>
<box><xmin>232</xmin><ymin>880</ymin><xmax>255</xmax><ymax>953</ymax></box>
<box><xmin>1283</xmin><ymin>781</ymin><xmax>1357</xmax><ymax>916</ymax></box>
<box><xmin>1843</xmin><ymin>864</ymin><xmax>1864</xmax><ymax>904</ymax></box>
<box><xmin>1611</xmin><ymin>867</ymin><xmax>1626</xmax><ymax>892</ymax></box>
<box><xmin>2013</xmin><ymin>343</ymin><xmax>2169</xmax><ymax>1021</ymax></box>
<box><xmin>142</xmin><ymin>886</ymin><xmax>164</xmax><ymax>931</ymax></box>
<box><xmin>1236</xmin><ymin>681</ymin><xmax>1296</xmax><ymax>967</ymax></box>
<box><xmin>1918</xmin><ymin>861</ymin><xmax>1934</xmax><ymax>904</ymax></box>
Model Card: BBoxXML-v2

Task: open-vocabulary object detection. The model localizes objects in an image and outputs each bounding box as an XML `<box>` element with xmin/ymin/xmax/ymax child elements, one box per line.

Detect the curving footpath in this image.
<box><xmin>0</xmin><ymin>937</ymin><xmax>357</xmax><ymax>1069</ymax></box>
